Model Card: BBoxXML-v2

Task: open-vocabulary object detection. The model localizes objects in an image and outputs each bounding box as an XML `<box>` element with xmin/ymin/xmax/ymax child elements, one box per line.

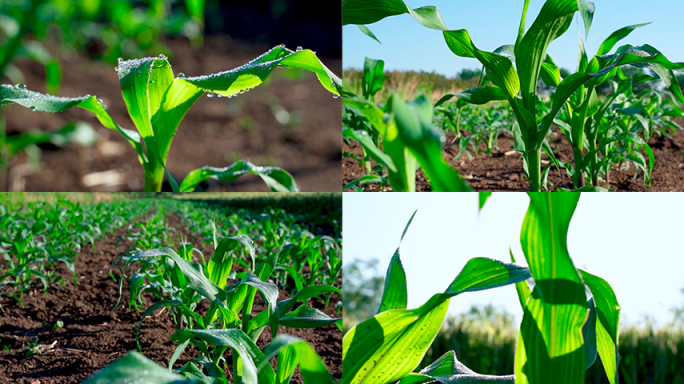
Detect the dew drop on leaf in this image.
<box><xmin>296</xmin><ymin>46</ymin><xmax>303</xmax><ymax>52</ymax></box>
<box><xmin>158</xmin><ymin>54</ymin><xmax>167</xmax><ymax>60</ymax></box>
<box><xmin>207</xmin><ymin>93</ymin><xmax>215</xmax><ymax>98</ymax></box>
<box><xmin>118</xmin><ymin>57</ymin><xmax>123</xmax><ymax>64</ymax></box>
<box><xmin>15</xmin><ymin>83</ymin><xmax>26</xmax><ymax>89</ymax></box>
<box><xmin>177</xmin><ymin>72</ymin><xmax>185</xmax><ymax>78</ymax></box>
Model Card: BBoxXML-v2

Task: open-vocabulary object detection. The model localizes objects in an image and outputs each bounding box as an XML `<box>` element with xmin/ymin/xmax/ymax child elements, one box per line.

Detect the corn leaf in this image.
<box><xmin>344</xmin><ymin>98</ymin><xmax>417</xmax><ymax>191</ymax></box>
<box><xmin>377</xmin><ymin>249</ymin><xmax>408</xmax><ymax>313</ymax></box>
<box><xmin>179</xmin><ymin>162</ymin><xmax>298</xmax><ymax>192</ymax></box>
<box><xmin>342</xmin><ymin>299</ymin><xmax>450</xmax><ymax>384</ymax></box>
<box><xmin>344</xmin><ymin>245</ymin><xmax>530</xmax><ymax>384</ymax></box>
<box><xmin>515</xmin><ymin>0</ymin><xmax>592</xmax><ymax>109</ymax></box>
<box><xmin>261</xmin><ymin>334</ymin><xmax>334</xmax><ymax>384</ymax></box>
<box><xmin>390</xmin><ymin>95</ymin><xmax>472</xmax><ymax>192</ymax></box>
<box><xmin>580</xmin><ymin>269</ymin><xmax>621</xmax><ymax>384</ymax></box>
<box><xmin>278</xmin><ymin>305</ymin><xmax>340</xmax><ymax>328</ymax></box>
<box><xmin>596</xmin><ymin>23</ymin><xmax>650</xmax><ymax>56</ymax></box>
<box><xmin>343</xmin><ymin>128</ymin><xmax>397</xmax><ymax>173</ymax></box>
<box><xmin>343</xmin><ymin>0</ymin><xmax>448</xmax><ymax>30</ymax></box>
<box><xmin>82</xmin><ymin>351</ymin><xmax>199</xmax><ymax>384</ymax></box>
<box><xmin>515</xmin><ymin>193</ymin><xmax>587</xmax><ymax>384</ymax></box>
<box><xmin>358</xmin><ymin>25</ymin><xmax>382</xmax><ymax>44</ymax></box>
<box><xmin>362</xmin><ymin>57</ymin><xmax>386</xmax><ymax>100</ymax></box>
<box><xmin>125</xmin><ymin>248</ymin><xmax>226</xmax><ymax>304</ymax></box>
<box><xmin>435</xmin><ymin>86</ymin><xmax>507</xmax><ymax>107</ymax></box>
<box><xmin>0</xmin><ymin>84</ymin><xmax>143</xmax><ymax>154</ymax></box>
<box><xmin>442</xmin><ymin>30</ymin><xmax>520</xmax><ymax>101</ymax></box>
<box><xmin>398</xmin><ymin>350</ymin><xmax>516</xmax><ymax>383</ymax></box>
<box><xmin>479</xmin><ymin>192</ymin><xmax>493</xmax><ymax>211</ymax></box>
<box><xmin>171</xmin><ymin>328</ymin><xmax>275</xmax><ymax>384</ymax></box>
<box><xmin>208</xmin><ymin>235</ymin><xmax>254</xmax><ymax>289</ymax></box>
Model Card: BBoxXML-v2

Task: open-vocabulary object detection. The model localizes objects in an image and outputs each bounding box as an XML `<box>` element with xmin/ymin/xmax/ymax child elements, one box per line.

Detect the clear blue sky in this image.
<box><xmin>343</xmin><ymin>0</ymin><xmax>684</xmax><ymax>77</ymax></box>
<box><xmin>343</xmin><ymin>193</ymin><xmax>684</xmax><ymax>328</ymax></box>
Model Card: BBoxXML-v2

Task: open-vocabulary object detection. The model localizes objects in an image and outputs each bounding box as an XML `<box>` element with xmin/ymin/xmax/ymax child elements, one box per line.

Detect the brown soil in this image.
<box><xmin>343</xmin><ymin>128</ymin><xmax>684</xmax><ymax>192</ymax></box>
<box><xmin>3</xmin><ymin>36</ymin><xmax>342</xmax><ymax>192</ymax></box>
<box><xmin>0</xmin><ymin>213</ymin><xmax>342</xmax><ymax>383</ymax></box>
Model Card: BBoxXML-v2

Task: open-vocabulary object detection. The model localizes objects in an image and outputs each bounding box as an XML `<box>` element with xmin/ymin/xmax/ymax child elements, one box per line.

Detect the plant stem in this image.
<box><xmin>526</xmin><ymin>148</ymin><xmax>541</xmax><ymax>192</ymax></box>
<box><xmin>233</xmin><ymin>351</ymin><xmax>242</xmax><ymax>384</ymax></box>
<box><xmin>572</xmin><ymin>147</ymin><xmax>585</xmax><ymax>188</ymax></box>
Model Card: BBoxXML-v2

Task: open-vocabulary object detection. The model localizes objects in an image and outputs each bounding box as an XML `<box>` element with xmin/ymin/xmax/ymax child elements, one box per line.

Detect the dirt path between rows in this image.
<box><xmin>0</xmin><ymin>210</ymin><xmax>342</xmax><ymax>383</ymax></box>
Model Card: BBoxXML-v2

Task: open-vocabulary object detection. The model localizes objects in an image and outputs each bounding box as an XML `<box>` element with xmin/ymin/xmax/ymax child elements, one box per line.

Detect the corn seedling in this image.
<box><xmin>344</xmin><ymin>0</ymin><xmax>684</xmax><ymax>191</ymax></box>
<box><xmin>343</xmin><ymin>193</ymin><xmax>621</xmax><ymax>384</ymax></box>
<box><xmin>0</xmin><ymin>46</ymin><xmax>341</xmax><ymax>192</ymax></box>
<box><xmin>0</xmin><ymin>197</ymin><xmax>151</xmax><ymax>307</ymax></box>
<box><xmin>115</xmin><ymin>232</ymin><xmax>341</xmax><ymax>383</ymax></box>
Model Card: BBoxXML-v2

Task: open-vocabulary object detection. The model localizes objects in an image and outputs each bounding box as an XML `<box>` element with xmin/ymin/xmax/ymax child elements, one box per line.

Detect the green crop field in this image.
<box><xmin>342</xmin><ymin>0</ymin><xmax>684</xmax><ymax>192</ymax></box>
<box><xmin>0</xmin><ymin>192</ymin><xmax>342</xmax><ymax>383</ymax></box>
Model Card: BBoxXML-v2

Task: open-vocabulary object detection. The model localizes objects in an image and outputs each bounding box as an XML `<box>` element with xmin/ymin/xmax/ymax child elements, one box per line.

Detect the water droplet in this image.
<box><xmin>158</xmin><ymin>54</ymin><xmax>167</xmax><ymax>60</ymax></box>
<box><xmin>207</xmin><ymin>93</ymin><xmax>214</xmax><ymax>98</ymax></box>
<box><xmin>97</xmin><ymin>98</ymin><xmax>103</xmax><ymax>104</ymax></box>
<box><xmin>296</xmin><ymin>46</ymin><xmax>303</xmax><ymax>52</ymax></box>
<box><xmin>333</xmin><ymin>94</ymin><xmax>340</xmax><ymax>99</ymax></box>
<box><xmin>177</xmin><ymin>72</ymin><xmax>185</xmax><ymax>78</ymax></box>
<box><xmin>15</xmin><ymin>83</ymin><xmax>26</xmax><ymax>89</ymax></box>
<box><xmin>118</xmin><ymin>57</ymin><xmax>124</xmax><ymax>64</ymax></box>
<box><xmin>114</xmin><ymin>67</ymin><xmax>119</xmax><ymax>72</ymax></box>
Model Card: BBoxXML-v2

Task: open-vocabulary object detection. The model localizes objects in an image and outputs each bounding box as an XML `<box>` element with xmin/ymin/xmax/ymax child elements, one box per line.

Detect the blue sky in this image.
<box><xmin>343</xmin><ymin>0</ymin><xmax>684</xmax><ymax>77</ymax></box>
<box><xmin>343</xmin><ymin>193</ymin><xmax>684</xmax><ymax>328</ymax></box>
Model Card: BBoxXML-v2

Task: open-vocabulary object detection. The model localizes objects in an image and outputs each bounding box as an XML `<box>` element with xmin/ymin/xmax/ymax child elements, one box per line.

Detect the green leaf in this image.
<box><xmin>444</xmin><ymin>257</ymin><xmax>531</xmax><ymax>296</ymax></box>
<box><xmin>515</xmin><ymin>0</ymin><xmax>587</xmax><ymax>109</ymax></box>
<box><xmin>343</xmin><ymin>253</ymin><xmax>530</xmax><ymax>384</ymax></box>
<box><xmin>343</xmin><ymin>0</ymin><xmax>448</xmax><ymax>30</ymax></box>
<box><xmin>443</xmin><ymin>30</ymin><xmax>520</xmax><ymax>100</ymax></box>
<box><xmin>171</xmin><ymin>328</ymin><xmax>275</xmax><ymax>384</ymax></box>
<box><xmin>0</xmin><ymin>85</ymin><xmax>142</xmax><ymax>151</ymax></box>
<box><xmin>358</xmin><ymin>25</ymin><xmax>382</xmax><ymax>44</ymax></box>
<box><xmin>179</xmin><ymin>161</ymin><xmax>298</xmax><ymax>192</ymax></box>
<box><xmin>362</xmin><ymin>57</ymin><xmax>386</xmax><ymax>100</ymax></box>
<box><xmin>596</xmin><ymin>23</ymin><xmax>650</xmax><ymax>56</ymax></box>
<box><xmin>208</xmin><ymin>235</ymin><xmax>254</xmax><ymax>289</ymax></box>
<box><xmin>515</xmin><ymin>193</ymin><xmax>587</xmax><ymax>384</ymax></box>
<box><xmin>509</xmin><ymin>249</ymin><xmax>531</xmax><ymax>309</ymax></box>
<box><xmin>391</xmin><ymin>95</ymin><xmax>472</xmax><ymax>192</ymax></box>
<box><xmin>125</xmin><ymin>248</ymin><xmax>225</xmax><ymax>304</ymax></box>
<box><xmin>398</xmin><ymin>350</ymin><xmax>515</xmax><ymax>384</ymax></box>
<box><xmin>378</xmin><ymin>250</ymin><xmax>408</xmax><ymax>313</ymax></box>
<box><xmin>82</xmin><ymin>351</ymin><xmax>199</xmax><ymax>383</ymax></box>
<box><xmin>478</xmin><ymin>192</ymin><xmax>492</xmax><ymax>211</ymax></box>
<box><xmin>342</xmin><ymin>298</ymin><xmax>450</xmax><ymax>384</ymax></box>
<box><xmin>580</xmin><ymin>269</ymin><xmax>621</xmax><ymax>384</ymax></box>
<box><xmin>435</xmin><ymin>86</ymin><xmax>507</xmax><ymax>107</ymax></box>
<box><xmin>279</xmin><ymin>305</ymin><xmax>340</xmax><ymax>328</ymax></box>
<box><xmin>261</xmin><ymin>334</ymin><xmax>334</xmax><ymax>384</ymax></box>
<box><xmin>342</xmin><ymin>128</ymin><xmax>397</xmax><ymax>173</ymax></box>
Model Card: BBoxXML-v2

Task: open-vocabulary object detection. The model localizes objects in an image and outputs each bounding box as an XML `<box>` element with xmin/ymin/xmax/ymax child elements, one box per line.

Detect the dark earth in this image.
<box><xmin>0</xmin><ymin>212</ymin><xmax>342</xmax><ymax>383</ymax></box>
<box><xmin>3</xmin><ymin>36</ymin><xmax>342</xmax><ymax>192</ymax></box>
<box><xmin>343</xmin><ymin>127</ymin><xmax>684</xmax><ymax>192</ymax></box>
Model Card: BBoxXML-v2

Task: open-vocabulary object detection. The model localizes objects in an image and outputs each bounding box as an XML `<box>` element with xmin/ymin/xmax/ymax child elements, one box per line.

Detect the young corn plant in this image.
<box><xmin>344</xmin><ymin>0</ymin><xmax>684</xmax><ymax>191</ymax></box>
<box><xmin>115</xmin><ymin>234</ymin><xmax>341</xmax><ymax>383</ymax></box>
<box><xmin>0</xmin><ymin>46</ymin><xmax>341</xmax><ymax>192</ymax></box>
<box><xmin>345</xmin><ymin>92</ymin><xmax>472</xmax><ymax>192</ymax></box>
<box><xmin>551</xmin><ymin>24</ymin><xmax>684</xmax><ymax>188</ymax></box>
<box><xmin>342</xmin><ymin>56</ymin><xmax>471</xmax><ymax>192</ymax></box>
<box><xmin>343</xmin><ymin>193</ymin><xmax>621</xmax><ymax>384</ymax></box>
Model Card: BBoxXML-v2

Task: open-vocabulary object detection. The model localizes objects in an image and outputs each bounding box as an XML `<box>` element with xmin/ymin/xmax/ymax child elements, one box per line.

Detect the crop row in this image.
<box><xmin>0</xmin><ymin>195</ymin><xmax>153</xmax><ymax>306</ymax></box>
<box><xmin>0</xmin><ymin>194</ymin><xmax>342</xmax><ymax>383</ymax></box>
